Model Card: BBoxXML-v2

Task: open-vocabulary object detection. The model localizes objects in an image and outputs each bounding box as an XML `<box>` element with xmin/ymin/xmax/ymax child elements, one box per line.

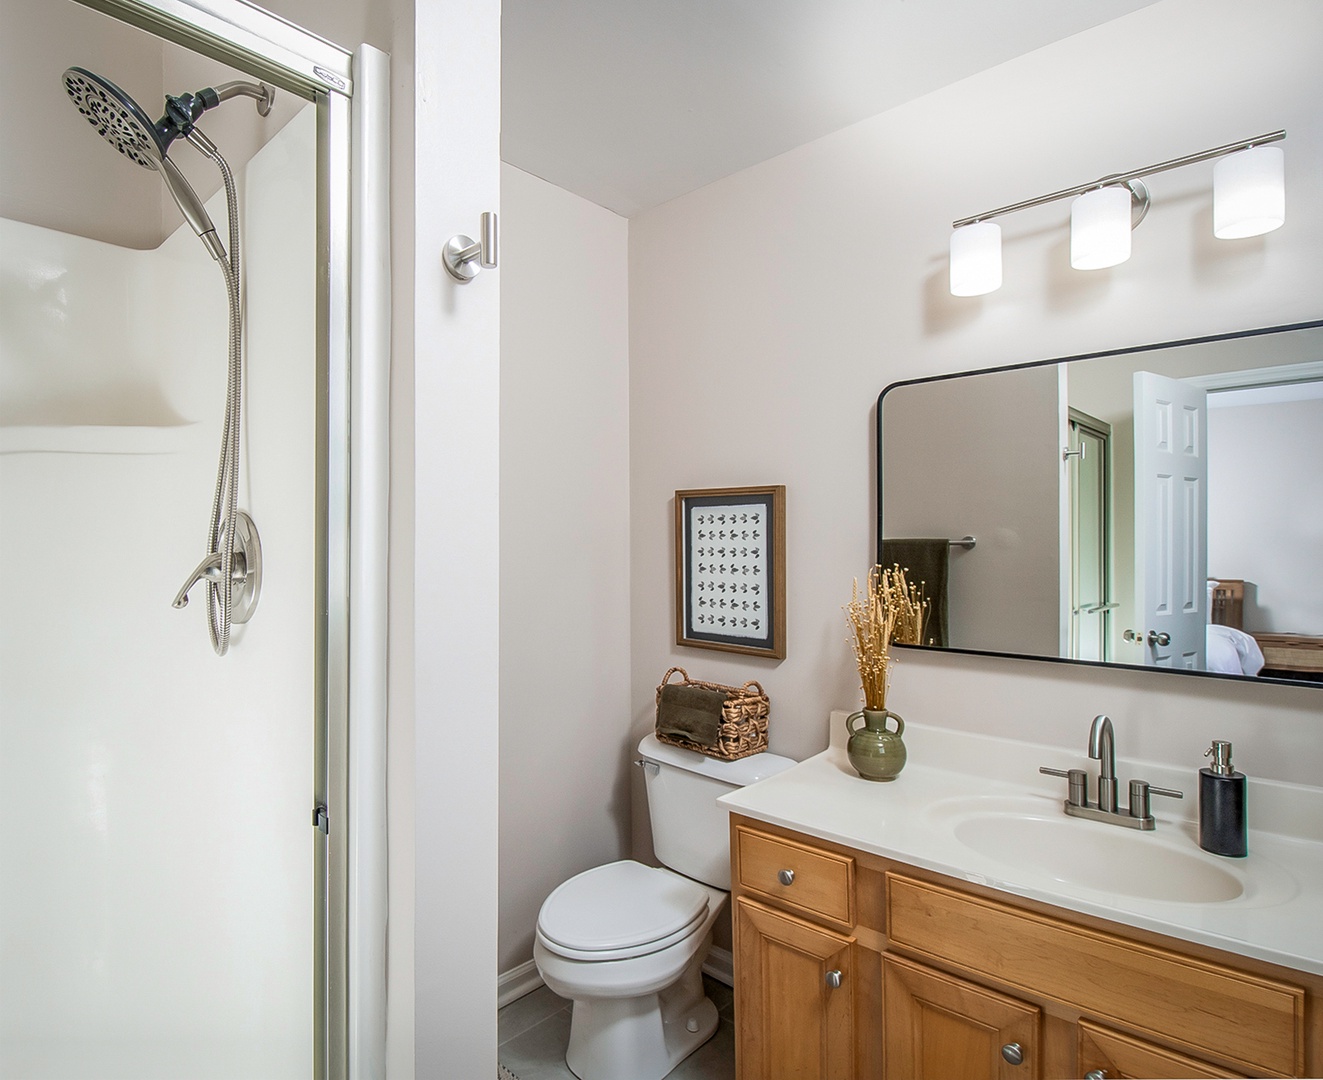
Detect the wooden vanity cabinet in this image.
<box><xmin>883</xmin><ymin>951</ymin><xmax>1040</xmax><ymax>1080</ymax></box>
<box><xmin>730</xmin><ymin>815</ymin><xmax>1319</xmax><ymax>1080</ymax></box>
<box><xmin>734</xmin><ymin>897</ymin><xmax>856</xmax><ymax>1080</ymax></box>
<box><xmin>1076</xmin><ymin>1021</ymin><xmax>1246</xmax><ymax>1079</ymax></box>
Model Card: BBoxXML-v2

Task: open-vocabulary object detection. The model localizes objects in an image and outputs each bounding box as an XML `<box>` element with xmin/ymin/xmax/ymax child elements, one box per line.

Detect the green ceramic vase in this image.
<box><xmin>846</xmin><ymin>708</ymin><xmax>907</xmax><ymax>782</ymax></box>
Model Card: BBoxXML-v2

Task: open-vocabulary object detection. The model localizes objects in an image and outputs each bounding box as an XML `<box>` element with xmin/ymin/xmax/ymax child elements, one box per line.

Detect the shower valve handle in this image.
<box><xmin>170</xmin><ymin>511</ymin><xmax>263</xmax><ymax>628</ymax></box>
<box><xmin>172</xmin><ymin>551</ymin><xmax>248</xmax><ymax>609</ymax></box>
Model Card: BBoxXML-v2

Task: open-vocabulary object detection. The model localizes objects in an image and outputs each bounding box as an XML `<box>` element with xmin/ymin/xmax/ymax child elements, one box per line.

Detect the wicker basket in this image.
<box><xmin>654</xmin><ymin>667</ymin><xmax>769</xmax><ymax>761</ymax></box>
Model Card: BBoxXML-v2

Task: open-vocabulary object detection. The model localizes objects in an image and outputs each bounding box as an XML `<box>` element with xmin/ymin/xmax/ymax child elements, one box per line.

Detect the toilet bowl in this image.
<box><xmin>534</xmin><ymin>862</ymin><xmax>726</xmax><ymax>1080</ymax></box>
<box><xmin>531</xmin><ymin>735</ymin><xmax>797</xmax><ymax>1080</ymax></box>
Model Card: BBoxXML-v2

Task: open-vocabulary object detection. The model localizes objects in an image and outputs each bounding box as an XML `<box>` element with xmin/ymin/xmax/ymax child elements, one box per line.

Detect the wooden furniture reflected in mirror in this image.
<box><xmin>1210</xmin><ymin>578</ymin><xmax>1323</xmax><ymax>683</ymax></box>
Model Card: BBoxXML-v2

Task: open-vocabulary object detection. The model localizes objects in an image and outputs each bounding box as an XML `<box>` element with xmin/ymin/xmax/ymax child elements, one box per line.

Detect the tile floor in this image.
<box><xmin>497</xmin><ymin>976</ymin><xmax>736</xmax><ymax>1080</ymax></box>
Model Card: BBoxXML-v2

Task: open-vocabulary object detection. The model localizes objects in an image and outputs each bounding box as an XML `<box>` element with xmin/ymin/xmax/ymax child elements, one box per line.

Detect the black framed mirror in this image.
<box><xmin>876</xmin><ymin>320</ymin><xmax>1323</xmax><ymax>688</ymax></box>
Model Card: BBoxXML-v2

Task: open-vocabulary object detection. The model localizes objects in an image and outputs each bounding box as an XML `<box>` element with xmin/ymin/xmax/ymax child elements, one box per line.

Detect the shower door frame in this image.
<box><xmin>66</xmin><ymin>2</ymin><xmax>390</xmax><ymax>1078</ymax></box>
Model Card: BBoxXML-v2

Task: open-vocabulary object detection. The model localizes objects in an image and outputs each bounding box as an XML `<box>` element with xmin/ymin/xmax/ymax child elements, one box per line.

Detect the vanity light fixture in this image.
<box><xmin>1070</xmin><ymin>182</ymin><xmax>1145</xmax><ymax>270</ymax></box>
<box><xmin>949</xmin><ymin>130</ymin><xmax>1285</xmax><ymax>296</ymax></box>
<box><xmin>948</xmin><ymin>220</ymin><xmax>1002</xmax><ymax>296</ymax></box>
<box><xmin>1214</xmin><ymin>144</ymin><xmax>1285</xmax><ymax>239</ymax></box>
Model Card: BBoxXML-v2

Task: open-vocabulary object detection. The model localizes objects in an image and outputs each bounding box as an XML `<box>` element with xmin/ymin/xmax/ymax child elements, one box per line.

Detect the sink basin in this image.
<box><xmin>952</xmin><ymin>811</ymin><xmax>1244</xmax><ymax>903</ymax></box>
<box><xmin>923</xmin><ymin>794</ymin><xmax>1260</xmax><ymax>904</ymax></box>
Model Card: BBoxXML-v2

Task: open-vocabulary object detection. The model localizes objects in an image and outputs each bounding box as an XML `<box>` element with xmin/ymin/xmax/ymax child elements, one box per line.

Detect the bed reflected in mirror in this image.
<box><xmin>876</xmin><ymin>320</ymin><xmax>1323</xmax><ymax>687</ymax></box>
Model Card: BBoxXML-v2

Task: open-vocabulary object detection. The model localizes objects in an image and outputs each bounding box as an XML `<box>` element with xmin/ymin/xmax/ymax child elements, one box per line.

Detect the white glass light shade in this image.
<box><xmin>1214</xmin><ymin>145</ymin><xmax>1284</xmax><ymax>239</ymax></box>
<box><xmin>949</xmin><ymin>221</ymin><xmax>1002</xmax><ymax>296</ymax></box>
<box><xmin>1071</xmin><ymin>186</ymin><xmax>1132</xmax><ymax>270</ymax></box>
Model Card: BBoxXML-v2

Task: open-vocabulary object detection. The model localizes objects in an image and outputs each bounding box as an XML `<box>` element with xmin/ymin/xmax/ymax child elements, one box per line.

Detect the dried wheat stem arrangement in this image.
<box><xmin>845</xmin><ymin>564</ymin><xmax>930</xmax><ymax>710</ymax></box>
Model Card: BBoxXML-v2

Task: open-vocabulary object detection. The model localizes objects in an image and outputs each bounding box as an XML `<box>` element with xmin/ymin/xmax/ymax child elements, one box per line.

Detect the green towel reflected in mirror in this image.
<box><xmin>880</xmin><ymin>538</ymin><xmax>949</xmax><ymax>647</ymax></box>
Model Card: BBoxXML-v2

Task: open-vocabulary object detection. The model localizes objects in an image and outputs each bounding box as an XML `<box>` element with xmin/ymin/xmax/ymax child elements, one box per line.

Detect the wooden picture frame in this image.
<box><xmin>674</xmin><ymin>485</ymin><xmax>786</xmax><ymax>659</ymax></box>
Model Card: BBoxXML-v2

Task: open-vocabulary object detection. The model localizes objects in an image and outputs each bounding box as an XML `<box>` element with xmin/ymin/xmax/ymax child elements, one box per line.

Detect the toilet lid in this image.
<box><xmin>537</xmin><ymin>861</ymin><xmax>709</xmax><ymax>955</ymax></box>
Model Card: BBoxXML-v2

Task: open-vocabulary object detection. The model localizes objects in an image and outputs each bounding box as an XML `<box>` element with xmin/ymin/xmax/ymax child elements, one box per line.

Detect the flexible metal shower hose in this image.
<box><xmin>192</xmin><ymin>134</ymin><xmax>243</xmax><ymax>655</ymax></box>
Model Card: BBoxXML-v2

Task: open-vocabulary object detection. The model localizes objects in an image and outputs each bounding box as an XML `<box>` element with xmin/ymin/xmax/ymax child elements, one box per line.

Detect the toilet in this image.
<box><xmin>533</xmin><ymin>732</ymin><xmax>795</xmax><ymax>1080</ymax></box>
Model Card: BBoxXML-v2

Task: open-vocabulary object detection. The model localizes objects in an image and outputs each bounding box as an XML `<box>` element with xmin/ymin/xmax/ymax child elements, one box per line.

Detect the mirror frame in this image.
<box><xmin>876</xmin><ymin>317</ymin><xmax>1323</xmax><ymax>689</ymax></box>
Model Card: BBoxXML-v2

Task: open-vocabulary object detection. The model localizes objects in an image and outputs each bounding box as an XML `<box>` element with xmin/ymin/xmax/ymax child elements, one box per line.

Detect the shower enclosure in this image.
<box><xmin>0</xmin><ymin>1</ymin><xmax>388</xmax><ymax>1077</ymax></box>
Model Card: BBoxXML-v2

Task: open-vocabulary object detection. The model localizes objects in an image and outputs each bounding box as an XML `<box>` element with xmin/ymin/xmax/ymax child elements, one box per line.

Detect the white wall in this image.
<box><xmin>0</xmin><ymin>104</ymin><xmax>317</xmax><ymax>1078</ymax></box>
<box><xmin>627</xmin><ymin>0</ymin><xmax>1323</xmax><ymax>847</ymax></box>
<box><xmin>409</xmin><ymin>1</ymin><xmax>502</xmax><ymax>1076</ymax></box>
<box><xmin>498</xmin><ymin>164</ymin><xmax>631</xmax><ymax>975</ymax></box>
<box><xmin>1208</xmin><ymin>396</ymin><xmax>1323</xmax><ymax>634</ymax></box>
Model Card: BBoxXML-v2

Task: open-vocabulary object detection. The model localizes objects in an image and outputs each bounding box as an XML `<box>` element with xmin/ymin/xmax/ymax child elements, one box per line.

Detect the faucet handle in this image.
<box><xmin>1040</xmin><ymin>766</ymin><xmax>1089</xmax><ymax>807</ymax></box>
<box><xmin>1128</xmin><ymin>779</ymin><xmax>1184</xmax><ymax>820</ymax></box>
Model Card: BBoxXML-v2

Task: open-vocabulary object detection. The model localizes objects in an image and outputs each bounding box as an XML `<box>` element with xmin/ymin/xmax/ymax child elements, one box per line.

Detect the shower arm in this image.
<box><xmin>211</xmin><ymin>80</ymin><xmax>274</xmax><ymax>116</ymax></box>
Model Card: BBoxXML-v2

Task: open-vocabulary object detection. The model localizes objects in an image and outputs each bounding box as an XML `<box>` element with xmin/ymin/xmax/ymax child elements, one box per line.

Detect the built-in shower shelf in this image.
<box><xmin>0</xmin><ymin>424</ymin><xmax>199</xmax><ymax>456</ymax></box>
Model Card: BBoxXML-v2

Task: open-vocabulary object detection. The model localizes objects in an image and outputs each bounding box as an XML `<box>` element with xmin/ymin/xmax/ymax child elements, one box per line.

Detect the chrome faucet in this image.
<box><xmin>1040</xmin><ymin>714</ymin><xmax>1183</xmax><ymax>831</ymax></box>
<box><xmin>1089</xmin><ymin>715</ymin><xmax>1118</xmax><ymax>813</ymax></box>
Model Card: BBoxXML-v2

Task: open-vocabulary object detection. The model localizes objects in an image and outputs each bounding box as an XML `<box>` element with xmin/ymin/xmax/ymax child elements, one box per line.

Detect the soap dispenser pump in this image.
<box><xmin>1199</xmin><ymin>740</ymin><xmax>1247</xmax><ymax>858</ymax></box>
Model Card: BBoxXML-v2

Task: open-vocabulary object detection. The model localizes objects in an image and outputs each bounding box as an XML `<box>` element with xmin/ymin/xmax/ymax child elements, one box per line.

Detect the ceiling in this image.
<box><xmin>501</xmin><ymin>0</ymin><xmax>1161</xmax><ymax>218</ymax></box>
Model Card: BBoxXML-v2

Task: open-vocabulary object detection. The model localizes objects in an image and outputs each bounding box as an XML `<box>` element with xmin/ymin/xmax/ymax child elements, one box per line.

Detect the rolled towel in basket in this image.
<box><xmin>656</xmin><ymin>682</ymin><xmax>726</xmax><ymax>748</ymax></box>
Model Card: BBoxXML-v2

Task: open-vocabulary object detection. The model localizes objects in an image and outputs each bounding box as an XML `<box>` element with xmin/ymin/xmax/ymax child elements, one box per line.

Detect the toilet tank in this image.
<box><xmin>637</xmin><ymin>733</ymin><xmax>796</xmax><ymax>890</ymax></box>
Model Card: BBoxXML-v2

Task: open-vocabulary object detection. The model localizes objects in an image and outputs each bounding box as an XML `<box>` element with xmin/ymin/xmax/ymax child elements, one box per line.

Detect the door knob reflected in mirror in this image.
<box><xmin>1123</xmin><ymin>628</ymin><xmax>1171</xmax><ymax>647</ymax></box>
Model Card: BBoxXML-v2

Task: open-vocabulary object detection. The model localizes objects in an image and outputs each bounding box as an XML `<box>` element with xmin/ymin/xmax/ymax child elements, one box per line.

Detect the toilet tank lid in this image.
<box><xmin>637</xmin><ymin>732</ymin><xmax>796</xmax><ymax>787</ymax></box>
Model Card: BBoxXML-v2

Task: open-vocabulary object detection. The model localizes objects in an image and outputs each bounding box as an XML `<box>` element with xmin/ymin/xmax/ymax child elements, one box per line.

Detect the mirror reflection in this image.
<box><xmin>877</xmin><ymin>321</ymin><xmax>1323</xmax><ymax>686</ymax></box>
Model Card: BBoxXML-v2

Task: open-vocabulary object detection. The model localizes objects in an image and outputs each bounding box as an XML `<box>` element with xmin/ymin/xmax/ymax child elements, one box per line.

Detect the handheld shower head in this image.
<box><xmin>62</xmin><ymin>66</ymin><xmax>225</xmax><ymax>260</ymax></box>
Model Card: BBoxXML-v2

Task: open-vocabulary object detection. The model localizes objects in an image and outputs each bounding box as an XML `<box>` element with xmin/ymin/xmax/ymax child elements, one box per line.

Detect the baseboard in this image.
<box><xmin>702</xmin><ymin>945</ymin><xmax>733</xmax><ymax>988</ymax></box>
<box><xmin>498</xmin><ymin>959</ymin><xmax>544</xmax><ymax>1009</ymax></box>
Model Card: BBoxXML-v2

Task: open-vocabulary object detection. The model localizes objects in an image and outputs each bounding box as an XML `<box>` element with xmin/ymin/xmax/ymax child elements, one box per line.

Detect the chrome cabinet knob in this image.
<box><xmin>825</xmin><ymin>969</ymin><xmax>842</xmax><ymax>989</ymax></box>
<box><xmin>1084</xmin><ymin>1071</ymin><xmax>1107</xmax><ymax>1080</ymax></box>
<box><xmin>777</xmin><ymin>869</ymin><xmax>795</xmax><ymax>886</ymax></box>
<box><xmin>1000</xmin><ymin>1042</ymin><xmax>1024</xmax><ymax>1066</ymax></box>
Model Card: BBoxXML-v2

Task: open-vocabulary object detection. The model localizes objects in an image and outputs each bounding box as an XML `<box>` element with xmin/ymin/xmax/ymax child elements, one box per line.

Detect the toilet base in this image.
<box><xmin>564</xmin><ymin>947</ymin><xmax>718</xmax><ymax>1080</ymax></box>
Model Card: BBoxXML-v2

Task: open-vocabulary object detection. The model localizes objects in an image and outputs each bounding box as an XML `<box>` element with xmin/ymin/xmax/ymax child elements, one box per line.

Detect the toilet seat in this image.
<box><xmin>537</xmin><ymin>861</ymin><xmax>710</xmax><ymax>962</ymax></box>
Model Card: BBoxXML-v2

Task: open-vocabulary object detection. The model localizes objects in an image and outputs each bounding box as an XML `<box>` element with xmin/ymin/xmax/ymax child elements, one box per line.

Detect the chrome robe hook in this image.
<box><xmin>443</xmin><ymin>211</ymin><xmax>498</xmax><ymax>282</ymax></box>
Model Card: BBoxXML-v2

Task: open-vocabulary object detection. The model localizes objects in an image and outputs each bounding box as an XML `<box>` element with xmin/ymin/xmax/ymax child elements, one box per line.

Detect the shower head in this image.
<box><xmin>62</xmin><ymin>66</ymin><xmax>167</xmax><ymax>167</ymax></box>
<box><xmin>62</xmin><ymin>66</ymin><xmax>225</xmax><ymax>260</ymax></box>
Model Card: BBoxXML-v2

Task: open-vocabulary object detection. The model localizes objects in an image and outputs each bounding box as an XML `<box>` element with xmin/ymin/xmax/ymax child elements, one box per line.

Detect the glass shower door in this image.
<box><xmin>0</xmin><ymin>3</ymin><xmax>321</xmax><ymax>1074</ymax></box>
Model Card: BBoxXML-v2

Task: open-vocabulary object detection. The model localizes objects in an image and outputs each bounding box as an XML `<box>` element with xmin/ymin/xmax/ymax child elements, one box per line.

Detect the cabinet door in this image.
<box><xmin>1079</xmin><ymin>1019</ymin><xmax>1247</xmax><ymax>1079</ymax></box>
<box><xmin>735</xmin><ymin>896</ymin><xmax>855</xmax><ymax>1080</ymax></box>
<box><xmin>883</xmin><ymin>953</ymin><xmax>1040</xmax><ymax>1080</ymax></box>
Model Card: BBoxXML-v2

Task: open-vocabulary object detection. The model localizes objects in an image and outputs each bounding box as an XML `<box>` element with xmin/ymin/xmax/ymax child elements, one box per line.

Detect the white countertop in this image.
<box><xmin>719</xmin><ymin>713</ymin><xmax>1323</xmax><ymax>976</ymax></box>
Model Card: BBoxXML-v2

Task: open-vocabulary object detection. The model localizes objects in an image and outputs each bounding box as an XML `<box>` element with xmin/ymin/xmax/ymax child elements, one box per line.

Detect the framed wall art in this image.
<box><xmin>674</xmin><ymin>485</ymin><xmax>786</xmax><ymax>659</ymax></box>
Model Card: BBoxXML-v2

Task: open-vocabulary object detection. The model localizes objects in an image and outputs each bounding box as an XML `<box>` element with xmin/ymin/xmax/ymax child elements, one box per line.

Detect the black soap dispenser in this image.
<box><xmin>1198</xmin><ymin>740</ymin><xmax>1247</xmax><ymax>858</ymax></box>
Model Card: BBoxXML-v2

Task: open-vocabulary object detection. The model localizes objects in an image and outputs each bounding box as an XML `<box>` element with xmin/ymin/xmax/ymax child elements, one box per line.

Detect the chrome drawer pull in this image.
<box><xmin>825</xmin><ymin>970</ymin><xmax>842</xmax><ymax>989</ymax></box>
<box><xmin>1001</xmin><ymin>1042</ymin><xmax>1024</xmax><ymax>1066</ymax></box>
<box><xmin>777</xmin><ymin>869</ymin><xmax>795</xmax><ymax>886</ymax></box>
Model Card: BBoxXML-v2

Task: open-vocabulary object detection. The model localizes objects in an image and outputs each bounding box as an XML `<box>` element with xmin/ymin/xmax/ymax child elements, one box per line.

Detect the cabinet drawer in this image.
<box><xmin>735</xmin><ymin>825</ymin><xmax>854</xmax><ymax>926</ymax></box>
<box><xmin>887</xmin><ymin>873</ymin><xmax>1304</xmax><ymax>1078</ymax></box>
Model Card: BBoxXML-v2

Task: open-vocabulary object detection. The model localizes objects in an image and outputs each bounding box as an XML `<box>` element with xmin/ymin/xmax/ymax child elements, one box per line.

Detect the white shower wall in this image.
<box><xmin>0</xmin><ymin>104</ymin><xmax>317</xmax><ymax>1077</ymax></box>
